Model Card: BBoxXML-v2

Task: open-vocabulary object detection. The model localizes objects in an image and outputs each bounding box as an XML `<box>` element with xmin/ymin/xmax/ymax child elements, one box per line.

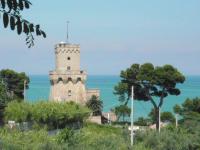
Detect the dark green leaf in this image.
<box><xmin>24</xmin><ymin>1</ymin><xmax>30</xmax><ymax>9</ymax></box>
<box><xmin>1</xmin><ymin>0</ymin><xmax>6</xmax><ymax>9</ymax></box>
<box><xmin>10</xmin><ymin>16</ymin><xmax>15</xmax><ymax>30</ymax></box>
<box><xmin>18</xmin><ymin>0</ymin><xmax>24</xmax><ymax>10</ymax></box>
<box><xmin>36</xmin><ymin>25</ymin><xmax>41</xmax><ymax>36</ymax></box>
<box><xmin>23</xmin><ymin>22</ymin><xmax>29</xmax><ymax>34</ymax></box>
<box><xmin>41</xmin><ymin>31</ymin><xmax>46</xmax><ymax>38</ymax></box>
<box><xmin>7</xmin><ymin>0</ymin><xmax>13</xmax><ymax>11</ymax></box>
<box><xmin>29</xmin><ymin>23</ymin><xmax>34</xmax><ymax>32</ymax></box>
<box><xmin>12</xmin><ymin>0</ymin><xmax>17</xmax><ymax>10</ymax></box>
<box><xmin>16</xmin><ymin>19</ymin><xmax>22</xmax><ymax>35</ymax></box>
<box><xmin>3</xmin><ymin>13</ymin><xmax>9</xmax><ymax>28</ymax></box>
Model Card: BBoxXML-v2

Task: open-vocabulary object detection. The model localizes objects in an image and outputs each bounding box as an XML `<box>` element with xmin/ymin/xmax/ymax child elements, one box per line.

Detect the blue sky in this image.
<box><xmin>0</xmin><ymin>0</ymin><xmax>200</xmax><ymax>75</ymax></box>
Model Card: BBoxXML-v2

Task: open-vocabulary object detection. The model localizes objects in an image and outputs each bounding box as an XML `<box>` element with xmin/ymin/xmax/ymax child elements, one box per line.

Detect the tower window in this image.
<box><xmin>67</xmin><ymin>57</ymin><xmax>71</xmax><ymax>60</ymax></box>
<box><xmin>68</xmin><ymin>90</ymin><xmax>72</xmax><ymax>97</ymax></box>
<box><xmin>67</xmin><ymin>66</ymin><xmax>71</xmax><ymax>70</ymax></box>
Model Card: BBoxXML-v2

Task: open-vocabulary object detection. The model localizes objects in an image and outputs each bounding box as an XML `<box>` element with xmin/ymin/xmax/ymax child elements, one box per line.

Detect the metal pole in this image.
<box><xmin>108</xmin><ymin>112</ymin><xmax>110</xmax><ymax>124</ymax></box>
<box><xmin>66</xmin><ymin>21</ymin><xmax>70</xmax><ymax>43</ymax></box>
<box><xmin>131</xmin><ymin>86</ymin><xmax>134</xmax><ymax>146</ymax></box>
<box><xmin>175</xmin><ymin>114</ymin><xmax>178</xmax><ymax>128</ymax></box>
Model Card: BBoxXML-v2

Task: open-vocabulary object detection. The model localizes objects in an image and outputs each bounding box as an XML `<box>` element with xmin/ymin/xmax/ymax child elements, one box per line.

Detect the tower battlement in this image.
<box><xmin>55</xmin><ymin>43</ymin><xmax>80</xmax><ymax>54</ymax></box>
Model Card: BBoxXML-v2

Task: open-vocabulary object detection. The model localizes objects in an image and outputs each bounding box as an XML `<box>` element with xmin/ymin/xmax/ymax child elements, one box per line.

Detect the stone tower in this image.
<box><xmin>49</xmin><ymin>42</ymin><xmax>99</xmax><ymax>104</ymax></box>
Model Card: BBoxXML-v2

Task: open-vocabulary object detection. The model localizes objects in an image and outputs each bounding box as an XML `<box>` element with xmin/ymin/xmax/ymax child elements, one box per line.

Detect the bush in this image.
<box><xmin>4</xmin><ymin>101</ymin><xmax>32</xmax><ymax>122</ymax></box>
<box><xmin>71</xmin><ymin>123</ymin><xmax>131</xmax><ymax>150</ymax></box>
<box><xmin>4</xmin><ymin>101</ymin><xmax>90</xmax><ymax>129</ymax></box>
<box><xmin>134</xmin><ymin>127</ymin><xmax>200</xmax><ymax>150</ymax></box>
<box><xmin>0</xmin><ymin>128</ymin><xmax>62</xmax><ymax>150</ymax></box>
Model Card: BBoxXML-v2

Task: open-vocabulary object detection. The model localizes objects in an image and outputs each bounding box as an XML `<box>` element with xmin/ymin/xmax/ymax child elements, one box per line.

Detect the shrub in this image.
<box><xmin>134</xmin><ymin>127</ymin><xmax>200</xmax><ymax>150</ymax></box>
<box><xmin>4</xmin><ymin>101</ymin><xmax>32</xmax><ymax>123</ymax></box>
<box><xmin>4</xmin><ymin>101</ymin><xmax>90</xmax><ymax>129</ymax></box>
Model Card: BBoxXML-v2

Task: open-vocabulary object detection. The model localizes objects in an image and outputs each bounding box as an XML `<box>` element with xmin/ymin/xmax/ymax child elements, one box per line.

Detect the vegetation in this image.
<box><xmin>4</xmin><ymin>101</ymin><xmax>90</xmax><ymax>129</ymax></box>
<box><xmin>0</xmin><ymin>81</ymin><xmax>10</xmax><ymax>124</ymax></box>
<box><xmin>0</xmin><ymin>69</ymin><xmax>29</xmax><ymax>123</ymax></box>
<box><xmin>0</xmin><ymin>98</ymin><xmax>200</xmax><ymax>150</ymax></box>
<box><xmin>113</xmin><ymin>105</ymin><xmax>131</xmax><ymax>122</ymax></box>
<box><xmin>0</xmin><ymin>123</ymin><xmax>131</xmax><ymax>150</ymax></box>
<box><xmin>114</xmin><ymin>63</ymin><xmax>185</xmax><ymax>130</ymax></box>
<box><xmin>134</xmin><ymin>117</ymin><xmax>151</xmax><ymax>126</ymax></box>
<box><xmin>134</xmin><ymin>126</ymin><xmax>200</xmax><ymax>150</ymax></box>
<box><xmin>86</xmin><ymin>95</ymin><xmax>103</xmax><ymax>116</ymax></box>
<box><xmin>0</xmin><ymin>69</ymin><xmax>29</xmax><ymax>99</ymax></box>
<box><xmin>0</xmin><ymin>0</ymin><xmax>46</xmax><ymax>47</ymax></box>
<box><xmin>148</xmin><ymin>108</ymin><xmax>175</xmax><ymax>123</ymax></box>
<box><xmin>173</xmin><ymin>97</ymin><xmax>200</xmax><ymax>129</ymax></box>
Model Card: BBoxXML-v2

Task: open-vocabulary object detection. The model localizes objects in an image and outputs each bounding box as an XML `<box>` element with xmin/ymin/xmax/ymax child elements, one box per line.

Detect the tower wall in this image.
<box><xmin>55</xmin><ymin>43</ymin><xmax>80</xmax><ymax>71</ymax></box>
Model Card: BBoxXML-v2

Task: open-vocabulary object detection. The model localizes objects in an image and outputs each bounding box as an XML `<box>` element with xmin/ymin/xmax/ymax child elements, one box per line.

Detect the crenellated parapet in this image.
<box><xmin>49</xmin><ymin>70</ymin><xmax>87</xmax><ymax>85</ymax></box>
<box><xmin>55</xmin><ymin>43</ymin><xmax>80</xmax><ymax>54</ymax></box>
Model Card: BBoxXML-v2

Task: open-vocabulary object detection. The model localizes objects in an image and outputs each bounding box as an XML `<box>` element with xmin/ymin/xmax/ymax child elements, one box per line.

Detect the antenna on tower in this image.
<box><xmin>66</xmin><ymin>21</ymin><xmax>70</xmax><ymax>43</ymax></box>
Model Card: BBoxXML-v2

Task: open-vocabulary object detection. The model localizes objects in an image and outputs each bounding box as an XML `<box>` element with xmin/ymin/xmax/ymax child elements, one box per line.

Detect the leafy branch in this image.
<box><xmin>0</xmin><ymin>0</ymin><xmax>46</xmax><ymax>48</ymax></box>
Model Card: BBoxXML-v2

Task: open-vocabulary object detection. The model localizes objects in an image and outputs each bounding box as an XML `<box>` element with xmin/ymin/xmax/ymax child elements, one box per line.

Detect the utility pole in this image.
<box><xmin>175</xmin><ymin>114</ymin><xmax>178</xmax><ymax>128</ymax></box>
<box><xmin>66</xmin><ymin>21</ymin><xmax>70</xmax><ymax>43</ymax></box>
<box><xmin>23</xmin><ymin>80</ymin><xmax>26</xmax><ymax>101</ymax></box>
<box><xmin>131</xmin><ymin>85</ymin><xmax>134</xmax><ymax>146</ymax></box>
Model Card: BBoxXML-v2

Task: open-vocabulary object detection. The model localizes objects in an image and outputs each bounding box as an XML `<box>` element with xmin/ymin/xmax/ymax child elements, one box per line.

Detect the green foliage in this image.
<box><xmin>86</xmin><ymin>95</ymin><xmax>103</xmax><ymax>116</ymax></box>
<box><xmin>113</xmin><ymin>105</ymin><xmax>131</xmax><ymax>121</ymax></box>
<box><xmin>4</xmin><ymin>101</ymin><xmax>91</xmax><ymax>129</ymax></box>
<box><xmin>161</xmin><ymin>112</ymin><xmax>175</xmax><ymax>123</ymax></box>
<box><xmin>72</xmin><ymin>123</ymin><xmax>130</xmax><ymax>150</ymax></box>
<box><xmin>0</xmin><ymin>123</ymin><xmax>131</xmax><ymax>150</ymax></box>
<box><xmin>1</xmin><ymin>121</ymin><xmax>199</xmax><ymax>150</ymax></box>
<box><xmin>173</xmin><ymin>104</ymin><xmax>181</xmax><ymax>114</ymax></box>
<box><xmin>0</xmin><ymin>81</ymin><xmax>10</xmax><ymax>123</ymax></box>
<box><xmin>134</xmin><ymin>127</ymin><xmax>200</xmax><ymax>150</ymax></box>
<box><xmin>0</xmin><ymin>128</ymin><xmax>62</xmax><ymax>150</ymax></box>
<box><xmin>134</xmin><ymin>117</ymin><xmax>151</xmax><ymax>126</ymax></box>
<box><xmin>0</xmin><ymin>0</ymin><xmax>46</xmax><ymax>48</ymax></box>
<box><xmin>148</xmin><ymin>108</ymin><xmax>175</xmax><ymax>123</ymax></box>
<box><xmin>0</xmin><ymin>69</ymin><xmax>29</xmax><ymax>99</ymax></box>
<box><xmin>173</xmin><ymin>97</ymin><xmax>200</xmax><ymax>128</ymax></box>
<box><xmin>56</xmin><ymin>128</ymin><xmax>78</xmax><ymax>146</ymax></box>
<box><xmin>0</xmin><ymin>81</ymin><xmax>10</xmax><ymax>117</ymax></box>
<box><xmin>4</xmin><ymin>101</ymin><xmax>32</xmax><ymax>122</ymax></box>
<box><xmin>114</xmin><ymin>63</ymin><xmax>185</xmax><ymax>130</ymax></box>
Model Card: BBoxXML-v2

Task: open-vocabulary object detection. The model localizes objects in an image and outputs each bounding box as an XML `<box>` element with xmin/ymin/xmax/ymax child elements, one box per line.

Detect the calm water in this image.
<box><xmin>27</xmin><ymin>75</ymin><xmax>200</xmax><ymax>119</ymax></box>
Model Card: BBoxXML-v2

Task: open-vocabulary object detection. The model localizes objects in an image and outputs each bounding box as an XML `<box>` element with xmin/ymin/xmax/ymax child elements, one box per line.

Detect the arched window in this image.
<box><xmin>68</xmin><ymin>77</ymin><xmax>72</xmax><ymax>82</ymax></box>
<box><xmin>57</xmin><ymin>78</ymin><xmax>63</xmax><ymax>83</ymax></box>
<box><xmin>67</xmin><ymin>57</ymin><xmax>71</xmax><ymax>60</ymax></box>
<box><xmin>77</xmin><ymin>77</ymin><xmax>81</xmax><ymax>82</ymax></box>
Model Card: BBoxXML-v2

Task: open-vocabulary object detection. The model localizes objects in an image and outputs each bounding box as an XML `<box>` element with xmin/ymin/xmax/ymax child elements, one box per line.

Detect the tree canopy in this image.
<box><xmin>86</xmin><ymin>95</ymin><xmax>103</xmax><ymax>116</ymax></box>
<box><xmin>0</xmin><ymin>0</ymin><xmax>46</xmax><ymax>47</ymax></box>
<box><xmin>173</xmin><ymin>97</ymin><xmax>200</xmax><ymax>125</ymax></box>
<box><xmin>113</xmin><ymin>105</ymin><xmax>131</xmax><ymax>122</ymax></box>
<box><xmin>114</xmin><ymin>63</ymin><xmax>185</xmax><ymax>130</ymax></box>
<box><xmin>0</xmin><ymin>69</ymin><xmax>29</xmax><ymax>99</ymax></box>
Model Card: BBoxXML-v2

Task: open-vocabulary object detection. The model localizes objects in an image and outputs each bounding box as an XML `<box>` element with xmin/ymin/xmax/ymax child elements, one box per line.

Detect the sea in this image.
<box><xmin>26</xmin><ymin>75</ymin><xmax>200</xmax><ymax>120</ymax></box>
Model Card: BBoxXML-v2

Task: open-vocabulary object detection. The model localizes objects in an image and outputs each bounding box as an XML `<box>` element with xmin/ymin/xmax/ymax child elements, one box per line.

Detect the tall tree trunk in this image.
<box><xmin>155</xmin><ymin>107</ymin><xmax>160</xmax><ymax>131</ymax></box>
